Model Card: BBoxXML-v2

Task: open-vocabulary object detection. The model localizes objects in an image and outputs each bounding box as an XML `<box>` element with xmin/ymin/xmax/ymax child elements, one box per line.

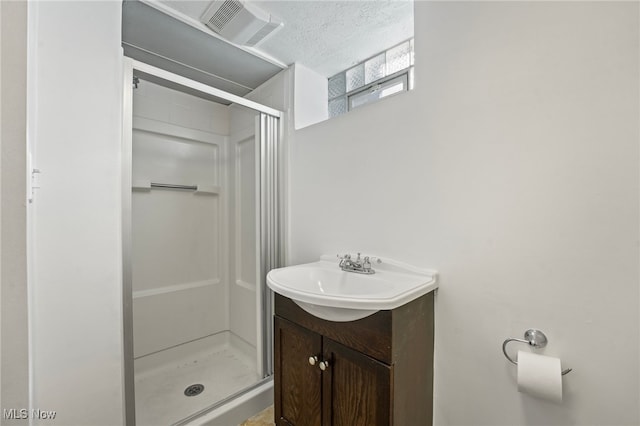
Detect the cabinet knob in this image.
<box><xmin>319</xmin><ymin>360</ymin><xmax>330</xmax><ymax>371</ymax></box>
<box><xmin>308</xmin><ymin>356</ymin><xmax>318</xmax><ymax>366</ymax></box>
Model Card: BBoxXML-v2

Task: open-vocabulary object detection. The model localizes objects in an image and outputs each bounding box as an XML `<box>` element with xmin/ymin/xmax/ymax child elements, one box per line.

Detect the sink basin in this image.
<box><xmin>267</xmin><ymin>255</ymin><xmax>438</xmax><ymax>321</ymax></box>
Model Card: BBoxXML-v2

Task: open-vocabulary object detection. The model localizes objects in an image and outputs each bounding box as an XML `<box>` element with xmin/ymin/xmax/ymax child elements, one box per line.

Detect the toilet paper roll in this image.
<box><xmin>517</xmin><ymin>351</ymin><xmax>563</xmax><ymax>402</ymax></box>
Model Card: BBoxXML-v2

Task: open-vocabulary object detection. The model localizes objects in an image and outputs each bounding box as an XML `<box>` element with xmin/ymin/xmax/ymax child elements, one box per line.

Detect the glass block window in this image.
<box><xmin>365</xmin><ymin>53</ymin><xmax>386</xmax><ymax>84</ymax></box>
<box><xmin>328</xmin><ymin>96</ymin><xmax>348</xmax><ymax>117</ymax></box>
<box><xmin>386</xmin><ymin>41</ymin><xmax>411</xmax><ymax>75</ymax></box>
<box><xmin>346</xmin><ymin>64</ymin><xmax>365</xmax><ymax>92</ymax></box>
<box><xmin>328</xmin><ymin>38</ymin><xmax>414</xmax><ymax>118</ymax></box>
<box><xmin>328</xmin><ymin>73</ymin><xmax>346</xmax><ymax>99</ymax></box>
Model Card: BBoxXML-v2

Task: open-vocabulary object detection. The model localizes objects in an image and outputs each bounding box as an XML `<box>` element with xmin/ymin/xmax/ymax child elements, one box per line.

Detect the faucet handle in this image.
<box><xmin>362</xmin><ymin>255</ymin><xmax>381</xmax><ymax>273</ymax></box>
<box><xmin>337</xmin><ymin>254</ymin><xmax>351</xmax><ymax>260</ymax></box>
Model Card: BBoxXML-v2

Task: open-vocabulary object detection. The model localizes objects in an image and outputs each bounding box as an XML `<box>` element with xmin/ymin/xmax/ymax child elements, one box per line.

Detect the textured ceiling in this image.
<box><xmin>158</xmin><ymin>0</ymin><xmax>414</xmax><ymax>77</ymax></box>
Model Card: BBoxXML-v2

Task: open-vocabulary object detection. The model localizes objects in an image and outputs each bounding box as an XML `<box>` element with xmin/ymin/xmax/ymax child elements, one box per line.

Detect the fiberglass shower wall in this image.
<box><xmin>131</xmin><ymin>79</ymin><xmax>261</xmax><ymax>368</ymax></box>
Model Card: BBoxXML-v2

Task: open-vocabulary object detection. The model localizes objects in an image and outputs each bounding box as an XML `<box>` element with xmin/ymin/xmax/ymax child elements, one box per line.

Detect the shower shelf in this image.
<box><xmin>132</xmin><ymin>180</ymin><xmax>220</xmax><ymax>194</ymax></box>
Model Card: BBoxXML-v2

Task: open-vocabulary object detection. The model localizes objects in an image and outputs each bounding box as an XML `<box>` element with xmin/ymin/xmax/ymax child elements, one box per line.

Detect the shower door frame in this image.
<box><xmin>121</xmin><ymin>57</ymin><xmax>283</xmax><ymax>426</ymax></box>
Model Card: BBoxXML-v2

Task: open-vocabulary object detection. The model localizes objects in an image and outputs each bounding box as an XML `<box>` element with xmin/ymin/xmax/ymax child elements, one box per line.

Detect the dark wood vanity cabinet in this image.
<box><xmin>273</xmin><ymin>292</ymin><xmax>434</xmax><ymax>426</ymax></box>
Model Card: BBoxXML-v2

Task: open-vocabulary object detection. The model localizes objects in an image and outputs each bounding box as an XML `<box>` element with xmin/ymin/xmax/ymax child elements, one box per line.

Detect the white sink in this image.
<box><xmin>267</xmin><ymin>255</ymin><xmax>438</xmax><ymax>322</ymax></box>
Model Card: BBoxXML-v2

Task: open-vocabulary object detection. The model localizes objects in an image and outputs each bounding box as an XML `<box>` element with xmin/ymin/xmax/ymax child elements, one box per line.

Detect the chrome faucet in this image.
<box><xmin>337</xmin><ymin>253</ymin><xmax>381</xmax><ymax>275</ymax></box>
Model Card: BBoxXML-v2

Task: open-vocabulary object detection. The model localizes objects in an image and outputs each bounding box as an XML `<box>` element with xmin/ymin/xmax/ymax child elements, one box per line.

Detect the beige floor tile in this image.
<box><xmin>239</xmin><ymin>405</ymin><xmax>274</xmax><ymax>426</ymax></box>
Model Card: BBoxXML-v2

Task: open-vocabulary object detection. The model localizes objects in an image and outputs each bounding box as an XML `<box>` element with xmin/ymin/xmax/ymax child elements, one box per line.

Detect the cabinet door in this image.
<box><xmin>274</xmin><ymin>317</ymin><xmax>323</xmax><ymax>426</ymax></box>
<box><xmin>322</xmin><ymin>338</ymin><xmax>392</xmax><ymax>426</ymax></box>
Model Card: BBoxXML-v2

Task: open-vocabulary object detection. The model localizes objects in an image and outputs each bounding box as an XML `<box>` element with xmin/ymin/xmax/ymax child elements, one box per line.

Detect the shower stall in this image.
<box><xmin>122</xmin><ymin>59</ymin><xmax>282</xmax><ymax>425</ymax></box>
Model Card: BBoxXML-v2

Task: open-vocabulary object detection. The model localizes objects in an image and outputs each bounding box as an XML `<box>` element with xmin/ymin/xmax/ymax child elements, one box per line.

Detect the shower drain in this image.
<box><xmin>184</xmin><ymin>384</ymin><xmax>205</xmax><ymax>397</ymax></box>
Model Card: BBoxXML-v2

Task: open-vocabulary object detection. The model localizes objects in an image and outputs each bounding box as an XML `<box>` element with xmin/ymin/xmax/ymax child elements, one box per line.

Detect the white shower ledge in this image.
<box><xmin>266</xmin><ymin>255</ymin><xmax>438</xmax><ymax>322</ymax></box>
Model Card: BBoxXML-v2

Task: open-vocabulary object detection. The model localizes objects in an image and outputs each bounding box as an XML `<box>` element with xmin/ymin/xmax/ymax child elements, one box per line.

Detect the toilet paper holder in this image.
<box><xmin>502</xmin><ymin>329</ymin><xmax>572</xmax><ymax>375</ymax></box>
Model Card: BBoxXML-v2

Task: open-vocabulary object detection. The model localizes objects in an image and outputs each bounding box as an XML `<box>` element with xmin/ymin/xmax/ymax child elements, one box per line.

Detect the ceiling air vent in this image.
<box><xmin>201</xmin><ymin>0</ymin><xmax>283</xmax><ymax>46</ymax></box>
<box><xmin>205</xmin><ymin>0</ymin><xmax>243</xmax><ymax>33</ymax></box>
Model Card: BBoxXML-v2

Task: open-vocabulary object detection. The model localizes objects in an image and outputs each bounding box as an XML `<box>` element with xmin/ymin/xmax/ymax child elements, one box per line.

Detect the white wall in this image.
<box><xmin>245</xmin><ymin>68</ymin><xmax>291</xmax><ymax>113</ymax></box>
<box><xmin>29</xmin><ymin>2</ymin><xmax>125</xmax><ymax>424</ymax></box>
<box><xmin>1</xmin><ymin>1</ymin><xmax>29</xmax><ymax>422</ymax></box>
<box><xmin>289</xmin><ymin>2</ymin><xmax>639</xmax><ymax>425</ymax></box>
<box><xmin>292</xmin><ymin>63</ymin><xmax>327</xmax><ymax>130</ymax></box>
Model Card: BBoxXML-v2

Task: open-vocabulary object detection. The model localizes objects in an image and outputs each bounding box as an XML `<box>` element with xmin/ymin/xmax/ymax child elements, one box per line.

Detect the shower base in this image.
<box><xmin>134</xmin><ymin>332</ymin><xmax>260</xmax><ymax>426</ymax></box>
